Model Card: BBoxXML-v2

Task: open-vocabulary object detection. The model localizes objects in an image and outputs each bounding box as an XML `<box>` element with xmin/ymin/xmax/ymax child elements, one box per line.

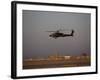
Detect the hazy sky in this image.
<box><xmin>23</xmin><ymin>10</ymin><xmax>90</xmax><ymax>59</ymax></box>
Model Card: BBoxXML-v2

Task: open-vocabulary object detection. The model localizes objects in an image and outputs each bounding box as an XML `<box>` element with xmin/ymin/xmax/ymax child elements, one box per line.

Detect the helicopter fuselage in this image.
<box><xmin>49</xmin><ymin>30</ymin><xmax>74</xmax><ymax>39</ymax></box>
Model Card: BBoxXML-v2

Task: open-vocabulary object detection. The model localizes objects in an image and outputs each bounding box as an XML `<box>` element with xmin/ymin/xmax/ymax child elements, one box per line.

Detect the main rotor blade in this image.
<box><xmin>58</xmin><ymin>29</ymin><xmax>71</xmax><ymax>31</ymax></box>
<box><xmin>46</xmin><ymin>31</ymin><xmax>56</xmax><ymax>32</ymax></box>
<box><xmin>45</xmin><ymin>29</ymin><xmax>73</xmax><ymax>32</ymax></box>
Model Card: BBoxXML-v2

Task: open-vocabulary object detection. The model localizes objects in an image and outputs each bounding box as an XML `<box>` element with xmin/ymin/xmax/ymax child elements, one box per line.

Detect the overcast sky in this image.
<box><xmin>23</xmin><ymin>10</ymin><xmax>90</xmax><ymax>59</ymax></box>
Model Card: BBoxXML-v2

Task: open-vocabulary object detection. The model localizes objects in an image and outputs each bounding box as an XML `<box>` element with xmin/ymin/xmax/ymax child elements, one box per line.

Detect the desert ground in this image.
<box><xmin>23</xmin><ymin>55</ymin><xmax>90</xmax><ymax>69</ymax></box>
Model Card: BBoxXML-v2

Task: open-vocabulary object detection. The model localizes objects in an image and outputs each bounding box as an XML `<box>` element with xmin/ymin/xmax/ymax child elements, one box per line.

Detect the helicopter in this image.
<box><xmin>46</xmin><ymin>29</ymin><xmax>74</xmax><ymax>39</ymax></box>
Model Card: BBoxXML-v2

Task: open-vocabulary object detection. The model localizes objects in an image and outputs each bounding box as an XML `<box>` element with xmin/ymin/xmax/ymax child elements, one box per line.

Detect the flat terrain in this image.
<box><xmin>23</xmin><ymin>56</ymin><xmax>90</xmax><ymax>69</ymax></box>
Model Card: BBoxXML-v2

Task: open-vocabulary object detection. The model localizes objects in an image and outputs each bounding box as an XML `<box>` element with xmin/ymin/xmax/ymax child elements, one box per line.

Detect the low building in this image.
<box><xmin>48</xmin><ymin>54</ymin><xmax>65</xmax><ymax>60</ymax></box>
<box><xmin>64</xmin><ymin>56</ymin><xmax>71</xmax><ymax>60</ymax></box>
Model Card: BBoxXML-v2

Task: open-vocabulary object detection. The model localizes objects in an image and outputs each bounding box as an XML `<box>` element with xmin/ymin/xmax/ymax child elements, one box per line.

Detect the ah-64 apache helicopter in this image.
<box><xmin>46</xmin><ymin>29</ymin><xmax>74</xmax><ymax>39</ymax></box>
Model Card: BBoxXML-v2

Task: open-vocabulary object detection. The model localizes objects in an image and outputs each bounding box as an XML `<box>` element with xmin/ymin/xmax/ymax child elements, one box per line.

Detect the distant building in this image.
<box><xmin>48</xmin><ymin>53</ymin><xmax>65</xmax><ymax>60</ymax></box>
<box><xmin>64</xmin><ymin>56</ymin><xmax>71</xmax><ymax>60</ymax></box>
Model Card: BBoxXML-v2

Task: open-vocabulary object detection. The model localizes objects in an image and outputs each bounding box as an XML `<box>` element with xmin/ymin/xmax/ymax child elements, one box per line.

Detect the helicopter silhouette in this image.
<box><xmin>46</xmin><ymin>29</ymin><xmax>74</xmax><ymax>39</ymax></box>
